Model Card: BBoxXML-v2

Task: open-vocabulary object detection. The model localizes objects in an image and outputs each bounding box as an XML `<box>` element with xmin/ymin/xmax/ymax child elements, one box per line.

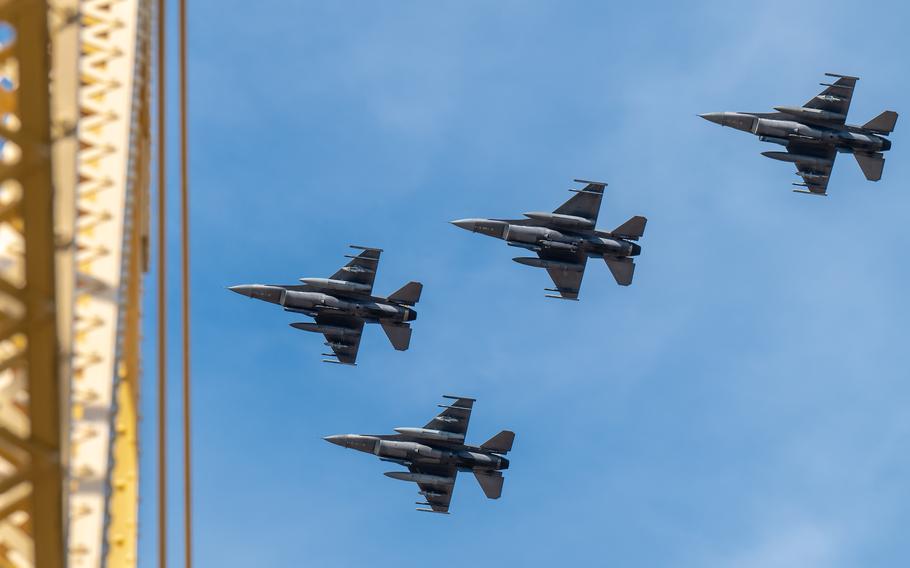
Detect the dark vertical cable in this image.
<box><xmin>179</xmin><ymin>0</ymin><xmax>192</xmax><ymax>566</ymax></box>
<box><xmin>156</xmin><ymin>0</ymin><xmax>167</xmax><ymax>567</ymax></box>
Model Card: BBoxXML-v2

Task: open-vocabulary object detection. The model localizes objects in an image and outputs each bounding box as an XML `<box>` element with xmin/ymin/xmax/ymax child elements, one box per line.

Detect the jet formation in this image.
<box><xmin>324</xmin><ymin>395</ymin><xmax>514</xmax><ymax>514</ymax></box>
<box><xmin>452</xmin><ymin>179</ymin><xmax>646</xmax><ymax>300</ymax></box>
<box><xmin>700</xmin><ymin>73</ymin><xmax>898</xmax><ymax>196</ymax></box>
<box><xmin>228</xmin><ymin>246</ymin><xmax>421</xmax><ymax>365</ymax></box>
<box><xmin>228</xmin><ymin>72</ymin><xmax>899</xmax><ymax>515</ymax></box>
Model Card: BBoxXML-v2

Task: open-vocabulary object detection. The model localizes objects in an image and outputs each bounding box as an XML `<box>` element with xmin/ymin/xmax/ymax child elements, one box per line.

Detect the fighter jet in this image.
<box><xmin>700</xmin><ymin>73</ymin><xmax>898</xmax><ymax>196</ymax></box>
<box><xmin>228</xmin><ymin>246</ymin><xmax>421</xmax><ymax>365</ymax></box>
<box><xmin>451</xmin><ymin>179</ymin><xmax>646</xmax><ymax>300</ymax></box>
<box><xmin>324</xmin><ymin>395</ymin><xmax>514</xmax><ymax>514</ymax></box>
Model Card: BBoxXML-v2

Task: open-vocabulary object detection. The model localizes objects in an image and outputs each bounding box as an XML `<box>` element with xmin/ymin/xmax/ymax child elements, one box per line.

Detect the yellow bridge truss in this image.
<box><xmin>0</xmin><ymin>2</ymin><xmax>150</xmax><ymax>568</ymax></box>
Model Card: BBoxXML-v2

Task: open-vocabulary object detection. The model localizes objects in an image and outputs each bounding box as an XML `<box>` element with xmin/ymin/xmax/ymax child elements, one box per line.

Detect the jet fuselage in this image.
<box><xmin>324</xmin><ymin>434</ymin><xmax>510</xmax><ymax>473</ymax></box>
<box><xmin>701</xmin><ymin>112</ymin><xmax>892</xmax><ymax>154</ymax></box>
<box><xmin>228</xmin><ymin>284</ymin><xmax>416</xmax><ymax>323</ymax></box>
<box><xmin>453</xmin><ymin>219</ymin><xmax>642</xmax><ymax>259</ymax></box>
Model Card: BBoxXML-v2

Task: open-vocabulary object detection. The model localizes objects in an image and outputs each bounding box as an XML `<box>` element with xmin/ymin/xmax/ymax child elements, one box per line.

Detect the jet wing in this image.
<box><xmin>327</xmin><ymin>246</ymin><xmax>382</xmax><ymax>295</ymax></box>
<box><xmin>539</xmin><ymin>248</ymin><xmax>587</xmax><ymax>300</ymax></box>
<box><xmin>315</xmin><ymin>312</ymin><xmax>364</xmax><ymax>365</ymax></box>
<box><xmin>786</xmin><ymin>140</ymin><xmax>837</xmax><ymax>195</ymax></box>
<box><xmin>553</xmin><ymin>180</ymin><xmax>606</xmax><ymax>227</ymax></box>
<box><xmin>802</xmin><ymin>73</ymin><xmax>857</xmax><ymax>125</ymax></box>
<box><xmin>410</xmin><ymin>464</ymin><xmax>458</xmax><ymax>514</ymax></box>
<box><xmin>424</xmin><ymin>395</ymin><xmax>475</xmax><ymax>438</ymax></box>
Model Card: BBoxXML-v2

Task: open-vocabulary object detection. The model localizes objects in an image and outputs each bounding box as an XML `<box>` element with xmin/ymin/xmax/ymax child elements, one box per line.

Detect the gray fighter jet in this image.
<box><xmin>324</xmin><ymin>395</ymin><xmax>514</xmax><ymax>514</ymax></box>
<box><xmin>451</xmin><ymin>179</ymin><xmax>646</xmax><ymax>300</ymax></box>
<box><xmin>228</xmin><ymin>246</ymin><xmax>421</xmax><ymax>365</ymax></box>
<box><xmin>700</xmin><ymin>73</ymin><xmax>898</xmax><ymax>196</ymax></box>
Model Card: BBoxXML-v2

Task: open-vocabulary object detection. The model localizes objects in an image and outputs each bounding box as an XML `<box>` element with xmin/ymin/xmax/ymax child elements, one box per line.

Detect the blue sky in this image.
<box><xmin>142</xmin><ymin>1</ymin><xmax>909</xmax><ymax>566</ymax></box>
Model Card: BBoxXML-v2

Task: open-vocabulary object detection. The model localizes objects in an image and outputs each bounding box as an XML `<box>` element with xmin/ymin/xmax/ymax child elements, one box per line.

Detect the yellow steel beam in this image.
<box><xmin>48</xmin><ymin>0</ymin><xmax>80</xmax><ymax>539</ymax></box>
<box><xmin>0</xmin><ymin>5</ymin><xmax>65</xmax><ymax>568</ymax></box>
<box><xmin>105</xmin><ymin>4</ymin><xmax>151</xmax><ymax>568</ymax></box>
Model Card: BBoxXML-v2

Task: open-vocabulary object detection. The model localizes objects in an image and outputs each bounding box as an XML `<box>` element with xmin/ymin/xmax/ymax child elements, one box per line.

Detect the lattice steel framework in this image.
<box><xmin>69</xmin><ymin>1</ymin><xmax>150</xmax><ymax>568</ymax></box>
<box><xmin>0</xmin><ymin>0</ymin><xmax>150</xmax><ymax>567</ymax></box>
<box><xmin>0</xmin><ymin>3</ymin><xmax>65</xmax><ymax>568</ymax></box>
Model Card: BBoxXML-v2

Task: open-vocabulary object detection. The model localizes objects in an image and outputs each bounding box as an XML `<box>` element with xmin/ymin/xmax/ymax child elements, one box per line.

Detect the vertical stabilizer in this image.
<box><xmin>862</xmin><ymin>110</ymin><xmax>898</xmax><ymax>134</ymax></box>
<box><xmin>480</xmin><ymin>430</ymin><xmax>515</xmax><ymax>454</ymax></box>
<box><xmin>611</xmin><ymin>216</ymin><xmax>647</xmax><ymax>240</ymax></box>
<box><xmin>387</xmin><ymin>281</ymin><xmax>423</xmax><ymax>305</ymax></box>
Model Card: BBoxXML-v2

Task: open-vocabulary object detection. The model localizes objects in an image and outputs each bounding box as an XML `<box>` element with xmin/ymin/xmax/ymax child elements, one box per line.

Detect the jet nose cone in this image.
<box><xmin>227</xmin><ymin>285</ymin><xmax>254</xmax><ymax>298</ymax></box>
<box><xmin>323</xmin><ymin>435</ymin><xmax>347</xmax><ymax>447</ymax></box>
<box><xmin>699</xmin><ymin>112</ymin><xmax>726</xmax><ymax>126</ymax></box>
<box><xmin>450</xmin><ymin>219</ymin><xmax>478</xmax><ymax>232</ymax></box>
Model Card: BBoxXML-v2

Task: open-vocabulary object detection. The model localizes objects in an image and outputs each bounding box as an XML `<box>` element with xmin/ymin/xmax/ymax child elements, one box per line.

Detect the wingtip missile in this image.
<box><xmin>824</xmin><ymin>72</ymin><xmax>859</xmax><ymax>80</ymax></box>
<box><xmin>441</xmin><ymin>394</ymin><xmax>476</xmax><ymax>401</ymax></box>
<box><xmin>572</xmin><ymin>178</ymin><xmax>607</xmax><ymax>186</ymax></box>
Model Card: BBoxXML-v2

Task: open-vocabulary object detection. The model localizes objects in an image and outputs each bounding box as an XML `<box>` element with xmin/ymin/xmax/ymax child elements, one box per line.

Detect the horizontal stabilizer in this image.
<box><xmin>862</xmin><ymin>110</ymin><xmax>898</xmax><ymax>134</ymax></box>
<box><xmin>854</xmin><ymin>152</ymin><xmax>885</xmax><ymax>181</ymax></box>
<box><xmin>380</xmin><ymin>322</ymin><xmax>412</xmax><ymax>351</ymax></box>
<box><xmin>387</xmin><ymin>281</ymin><xmax>423</xmax><ymax>305</ymax></box>
<box><xmin>604</xmin><ymin>257</ymin><xmax>635</xmax><ymax>286</ymax></box>
<box><xmin>473</xmin><ymin>470</ymin><xmax>504</xmax><ymax>499</ymax></box>
<box><xmin>611</xmin><ymin>215</ymin><xmax>647</xmax><ymax>240</ymax></box>
<box><xmin>480</xmin><ymin>430</ymin><xmax>515</xmax><ymax>454</ymax></box>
